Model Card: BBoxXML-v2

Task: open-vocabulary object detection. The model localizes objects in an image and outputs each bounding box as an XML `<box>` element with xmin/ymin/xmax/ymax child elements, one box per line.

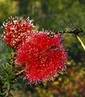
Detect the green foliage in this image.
<box><xmin>0</xmin><ymin>63</ymin><xmax>15</xmax><ymax>97</ymax></box>
<box><xmin>0</xmin><ymin>63</ymin><xmax>14</xmax><ymax>84</ymax></box>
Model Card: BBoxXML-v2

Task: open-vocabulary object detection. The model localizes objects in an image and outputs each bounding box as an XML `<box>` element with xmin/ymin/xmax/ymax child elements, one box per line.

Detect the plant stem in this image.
<box><xmin>64</xmin><ymin>28</ymin><xmax>85</xmax><ymax>51</ymax></box>
<box><xmin>16</xmin><ymin>69</ymin><xmax>24</xmax><ymax>77</ymax></box>
<box><xmin>76</xmin><ymin>35</ymin><xmax>85</xmax><ymax>51</ymax></box>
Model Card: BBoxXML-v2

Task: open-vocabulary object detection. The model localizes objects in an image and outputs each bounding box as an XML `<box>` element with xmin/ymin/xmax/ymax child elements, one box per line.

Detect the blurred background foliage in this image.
<box><xmin>0</xmin><ymin>0</ymin><xmax>85</xmax><ymax>97</ymax></box>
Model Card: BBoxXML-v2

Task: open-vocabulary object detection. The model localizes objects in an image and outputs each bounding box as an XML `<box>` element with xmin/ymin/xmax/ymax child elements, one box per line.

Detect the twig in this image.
<box><xmin>76</xmin><ymin>35</ymin><xmax>85</xmax><ymax>51</ymax></box>
<box><xmin>15</xmin><ymin>69</ymin><xmax>24</xmax><ymax>78</ymax></box>
<box><xmin>64</xmin><ymin>28</ymin><xmax>85</xmax><ymax>51</ymax></box>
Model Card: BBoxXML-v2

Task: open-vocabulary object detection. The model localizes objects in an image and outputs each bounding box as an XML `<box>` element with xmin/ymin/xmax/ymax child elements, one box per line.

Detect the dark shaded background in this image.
<box><xmin>0</xmin><ymin>0</ymin><xmax>85</xmax><ymax>97</ymax></box>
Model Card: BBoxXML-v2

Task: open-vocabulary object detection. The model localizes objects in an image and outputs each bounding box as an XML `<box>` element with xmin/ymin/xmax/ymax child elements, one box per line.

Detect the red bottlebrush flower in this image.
<box><xmin>3</xmin><ymin>17</ymin><xmax>34</xmax><ymax>48</ymax></box>
<box><xmin>15</xmin><ymin>32</ymin><xmax>67</xmax><ymax>83</ymax></box>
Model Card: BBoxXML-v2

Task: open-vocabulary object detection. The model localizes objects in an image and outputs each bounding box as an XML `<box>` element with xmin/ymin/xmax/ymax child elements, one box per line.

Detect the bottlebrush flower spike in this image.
<box><xmin>3</xmin><ymin>17</ymin><xmax>35</xmax><ymax>48</ymax></box>
<box><xmin>15</xmin><ymin>32</ymin><xmax>67</xmax><ymax>83</ymax></box>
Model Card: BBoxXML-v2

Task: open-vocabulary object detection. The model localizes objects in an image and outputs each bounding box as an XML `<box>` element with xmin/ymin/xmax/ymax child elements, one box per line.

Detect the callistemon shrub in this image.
<box><xmin>3</xmin><ymin>17</ymin><xmax>35</xmax><ymax>48</ymax></box>
<box><xmin>3</xmin><ymin>17</ymin><xmax>67</xmax><ymax>84</ymax></box>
